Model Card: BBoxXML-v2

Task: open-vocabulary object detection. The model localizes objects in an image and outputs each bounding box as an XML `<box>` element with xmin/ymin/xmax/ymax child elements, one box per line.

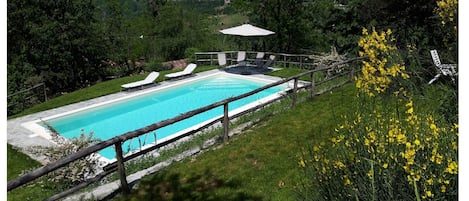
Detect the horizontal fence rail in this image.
<box><xmin>8</xmin><ymin>56</ymin><xmax>365</xmax><ymax>200</ymax></box>
<box><xmin>7</xmin><ymin>82</ymin><xmax>48</xmax><ymax>116</ymax></box>
<box><xmin>195</xmin><ymin>51</ymin><xmax>316</xmax><ymax>69</ymax></box>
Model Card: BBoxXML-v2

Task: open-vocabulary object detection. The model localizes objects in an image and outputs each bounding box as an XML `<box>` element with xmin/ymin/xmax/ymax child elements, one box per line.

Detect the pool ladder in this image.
<box><xmin>126</xmin><ymin>132</ymin><xmax>158</xmax><ymax>153</ymax></box>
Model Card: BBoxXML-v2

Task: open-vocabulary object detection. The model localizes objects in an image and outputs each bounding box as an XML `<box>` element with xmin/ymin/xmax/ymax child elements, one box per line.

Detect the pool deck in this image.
<box><xmin>7</xmin><ymin>69</ymin><xmax>291</xmax><ymax>163</ymax></box>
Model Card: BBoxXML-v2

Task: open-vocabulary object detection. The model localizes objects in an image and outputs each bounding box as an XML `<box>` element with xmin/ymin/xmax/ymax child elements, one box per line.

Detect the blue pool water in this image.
<box><xmin>47</xmin><ymin>74</ymin><xmax>286</xmax><ymax>159</ymax></box>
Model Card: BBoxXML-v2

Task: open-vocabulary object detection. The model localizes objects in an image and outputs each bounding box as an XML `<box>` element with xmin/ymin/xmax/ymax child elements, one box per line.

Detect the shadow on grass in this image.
<box><xmin>115</xmin><ymin>169</ymin><xmax>262</xmax><ymax>201</ymax></box>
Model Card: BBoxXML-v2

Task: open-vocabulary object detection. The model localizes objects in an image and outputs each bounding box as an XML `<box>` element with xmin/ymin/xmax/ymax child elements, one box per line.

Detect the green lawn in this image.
<box><xmin>116</xmin><ymin>83</ymin><xmax>357</xmax><ymax>201</ymax></box>
<box><xmin>10</xmin><ymin>66</ymin><xmax>219</xmax><ymax>118</ymax></box>
<box><xmin>7</xmin><ymin>144</ymin><xmax>59</xmax><ymax>201</ymax></box>
<box><xmin>7</xmin><ymin>144</ymin><xmax>41</xmax><ymax>180</ymax></box>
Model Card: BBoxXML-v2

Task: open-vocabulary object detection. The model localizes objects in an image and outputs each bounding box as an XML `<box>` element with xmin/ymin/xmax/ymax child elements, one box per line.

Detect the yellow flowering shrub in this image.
<box><xmin>297</xmin><ymin>28</ymin><xmax>458</xmax><ymax>200</ymax></box>
<box><xmin>356</xmin><ymin>28</ymin><xmax>409</xmax><ymax>97</ymax></box>
<box><xmin>435</xmin><ymin>0</ymin><xmax>458</xmax><ymax>36</ymax></box>
<box><xmin>435</xmin><ymin>0</ymin><xmax>457</xmax><ymax>25</ymax></box>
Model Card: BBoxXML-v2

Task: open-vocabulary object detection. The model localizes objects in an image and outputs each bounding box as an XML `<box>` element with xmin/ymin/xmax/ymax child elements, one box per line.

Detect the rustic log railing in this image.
<box><xmin>7</xmin><ymin>57</ymin><xmax>364</xmax><ymax>200</ymax></box>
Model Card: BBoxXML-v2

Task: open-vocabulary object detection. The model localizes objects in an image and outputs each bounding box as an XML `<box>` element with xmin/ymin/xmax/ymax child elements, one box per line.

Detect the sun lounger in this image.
<box><xmin>165</xmin><ymin>63</ymin><xmax>197</xmax><ymax>79</ymax></box>
<box><xmin>261</xmin><ymin>55</ymin><xmax>276</xmax><ymax>68</ymax></box>
<box><xmin>121</xmin><ymin>71</ymin><xmax>160</xmax><ymax>89</ymax></box>
<box><xmin>428</xmin><ymin>50</ymin><xmax>457</xmax><ymax>84</ymax></box>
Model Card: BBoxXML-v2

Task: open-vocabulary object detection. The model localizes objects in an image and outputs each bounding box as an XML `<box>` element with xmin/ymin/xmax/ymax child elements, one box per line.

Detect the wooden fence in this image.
<box><xmin>7</xmin><ymin>82</ymin><xmax>48</xmax><ymax>116</ymax></box>
<box><xmin>195</xmin><ymin>51</ymin><xmax>314</xmax><ymax>69</ymax></box>
<box><xmin>7</xmin><ymin>57</ymin><xmax>364</xmax><ymax>200</ymax></box>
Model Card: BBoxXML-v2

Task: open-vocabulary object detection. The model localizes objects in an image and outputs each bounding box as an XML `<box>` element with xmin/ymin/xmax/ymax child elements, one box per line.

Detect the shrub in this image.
<box><xmin>296</xmin><ymin>28</ymin><xmax>458</xmax><ymax>201</ymax></box>
<box><xmin>142</xmin><ymin>59</ymin><xmax>167</xmax><ymax>72</ymax></box>
<box><xmin>29</xmin><ymin>125</ymin><xmax>102</xmax><ymax>191</ymax></box>
<box><xmin>184</xmin><ymin>47</ymin><xmax>200</xmax><ymax>63</ymax></box>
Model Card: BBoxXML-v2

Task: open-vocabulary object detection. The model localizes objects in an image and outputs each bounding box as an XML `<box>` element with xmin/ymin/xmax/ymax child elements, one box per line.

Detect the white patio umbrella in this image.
<box><xmin>219</xmin><ymin>23</ymin><xmax>275</xmax><ymax>51</ymax></box>
<box><xmin>219</xmin><ymin>24</ymin><xmax>275</xmax><ymax>36</ymax></box>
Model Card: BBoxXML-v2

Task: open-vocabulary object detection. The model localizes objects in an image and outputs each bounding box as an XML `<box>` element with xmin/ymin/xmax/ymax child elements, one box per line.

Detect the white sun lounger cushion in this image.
<box><xmin>165</xmin><ymin>63</ymin><xmax>197</xmax><ymax>78</ymax></box>
<box><xmin>121</xmin><ymin>71</ymin><xmax>160</xmax><ymax>89</ymax></box>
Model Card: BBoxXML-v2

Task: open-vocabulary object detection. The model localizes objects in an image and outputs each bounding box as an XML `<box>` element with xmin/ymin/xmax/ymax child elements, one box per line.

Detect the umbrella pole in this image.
<box><xmin>222</xmin><ymin>35</ymin><xmax>226</xmax><ymax>48</ymax></box>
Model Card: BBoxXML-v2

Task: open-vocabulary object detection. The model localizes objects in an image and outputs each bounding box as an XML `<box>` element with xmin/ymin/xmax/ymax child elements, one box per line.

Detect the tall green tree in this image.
<box><xmin>97</xmin><ymin>1</ymin><xmax>211</xmax><ymax>63</ymax></box>
<box><xmin>152</xmin><ymin>3</ymin><xmax>211</xmax><ymax>60</ymax></box>
<box><xmin>8</xmin><ymin>0</ymin><xmax>108</xmax><ymax>94</ymax></box>
<box><xmin>232</xmin><ymin>0</ymin><xmax>308</xmax><ymax>53</ymax></box>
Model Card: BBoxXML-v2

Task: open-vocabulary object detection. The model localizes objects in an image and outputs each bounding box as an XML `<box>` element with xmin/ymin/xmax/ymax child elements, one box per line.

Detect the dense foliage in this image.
<box><xmin>8</xmin><ymin>0</ymin><xmax>457</xmax><ymax>112</ymax></box>
<box><xmin>7</xmin><ymin>0</ymin><xmax>214</xmax><ymax>115</ymax></box>
<box><xmin>8</xmin><ymin>0</ymin><xmax>108</xmax><ymax>94</ymax></box>
<box><xmin>231</xmin><ymin>0</ymin><xmax>456</xmax><ymax>58</ymax></box>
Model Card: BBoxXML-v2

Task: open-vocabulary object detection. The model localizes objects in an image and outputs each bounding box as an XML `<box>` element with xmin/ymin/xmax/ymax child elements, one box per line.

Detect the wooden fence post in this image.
<box><xmin>43</xmin><ymin>83</ymin><xmax>48</xmax><ymax>102</ymax></box>
<box><xmin>310</xmin><ymin>71</ymin><xmax>315</xmax><ymax>99</ymax></box>
<box><xmin>223</xmin><ymin>103</ymin><xmax>229</xmax><ymax>143</ymax></box>
<box><xmin>115</xmin><ymin>142</ymin><xmax>130</xmax><ymax>194</ymax></box>
<box><xmin>350</xmin><ymin>62</ymin><xmax>356</xmax><ymax>81</ymax></box>
<box><xmin>292</xmin><ymin>78</ymin><xmax>298</xmax><ymax>107</ymax></box>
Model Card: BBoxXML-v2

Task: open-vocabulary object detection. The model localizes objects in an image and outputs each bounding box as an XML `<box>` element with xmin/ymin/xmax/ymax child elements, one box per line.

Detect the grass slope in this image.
<box><xmin>117</xmin><ymin>83</ymin><xmax>357</xmax><ymax>201</ymax></box>
<box><xmin>7</xmin><ymin>144</ymin><xmax>41</xmax><ymax>180</ymax></box>
<box><xmin>7</xmin><ymin>144</ymin><xmax>58</xmax><ymax>201</ymax></box>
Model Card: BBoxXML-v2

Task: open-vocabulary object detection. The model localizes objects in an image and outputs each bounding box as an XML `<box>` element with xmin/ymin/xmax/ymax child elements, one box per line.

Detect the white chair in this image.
<box><xmin>237</xmin><ymin>51</ymin><xmax>247</xmax><ymax>66</ymax></box>
<box><xmin>121</xmin><ymin>71</ymin><xmax>160</xmax><ymax>89</ymax></box>
<box><xmin>217</xmin><ymin>52</ymin><xmax>227</xmax><ymax>67</ymax></box>
<box><xmin>428</xmin><ymin>50</ymin><xmax>457</xmax><ymax>84</ymax></box>
<box><xmin>165</xmin><ymin>63</ymin><xmax>197</xmax><ymax>79</ymax></box>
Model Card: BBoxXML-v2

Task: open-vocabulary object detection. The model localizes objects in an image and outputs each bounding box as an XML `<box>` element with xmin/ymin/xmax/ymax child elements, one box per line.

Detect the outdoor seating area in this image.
<box><xmin>217</xmin><ymin>23</ymin><xmax>277</xmax><ymax>75</ymax></box>
<box><xmin>219</xmin><ymin>51</ymin><xmax>276</xmax><ymax>75</ymax></box>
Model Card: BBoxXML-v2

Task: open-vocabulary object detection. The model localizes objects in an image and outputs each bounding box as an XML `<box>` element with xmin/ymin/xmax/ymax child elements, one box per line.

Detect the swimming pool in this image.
<box><xmin>38</xmin><ymin>72</ymin><xmax>288</xmax><ymax>160</ymax></box>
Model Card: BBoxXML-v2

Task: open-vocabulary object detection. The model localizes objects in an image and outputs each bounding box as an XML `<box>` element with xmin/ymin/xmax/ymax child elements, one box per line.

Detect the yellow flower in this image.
<box><xmin>405</xmin><ymin>100</ymin><xmax>413</xmax><ymax>107</ymax></box>
<box><xmin>426</xmin><ymin>178</ymin><xmax>433</xmax><ymax>185</ymax></box>
<box><xmin>313</xmin><ymin>146</ymin><xmax>320</xmax><ymax>151</ymax></box>
<box><xmin>397</xmin><ymin>134</ymin><xmax>406</xmax><ymax>144</ymax></box>
<box><xmin>383</xmin><ymin>163</ymin><xmax>388</xmax><ymax>169</ymax></box>
<box><xmin>425</xmin><ymin>190</ymin><xmax>434</xmax><ymax>198</ymax></box>
<box><xmin>406</xmin><ymin>107</ymin><xmax>413</xmax><ymax>114</ymax></box>
<box><xmin>441</xmin><ymin>185</ymin><xmax>447</xmax><ymax>192</ymax></box>
<box><xmin>334</xmin><ymin>161</ymin><xmax>346</xmax><ymax>170</ymax></box>
<box><xmin>299</xmin><ymin>158</ymin><xmax>306</xmax><ymax>168</ymax></box>
<box><xmin>343</xmin><ymin>175</ymin><xmax>352</xmax><ymax>185</ymax></box>
<box><xmin>445</xmin><ymin>160</ymin><xmax>458</xmax><ymax>174</ymax></box>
